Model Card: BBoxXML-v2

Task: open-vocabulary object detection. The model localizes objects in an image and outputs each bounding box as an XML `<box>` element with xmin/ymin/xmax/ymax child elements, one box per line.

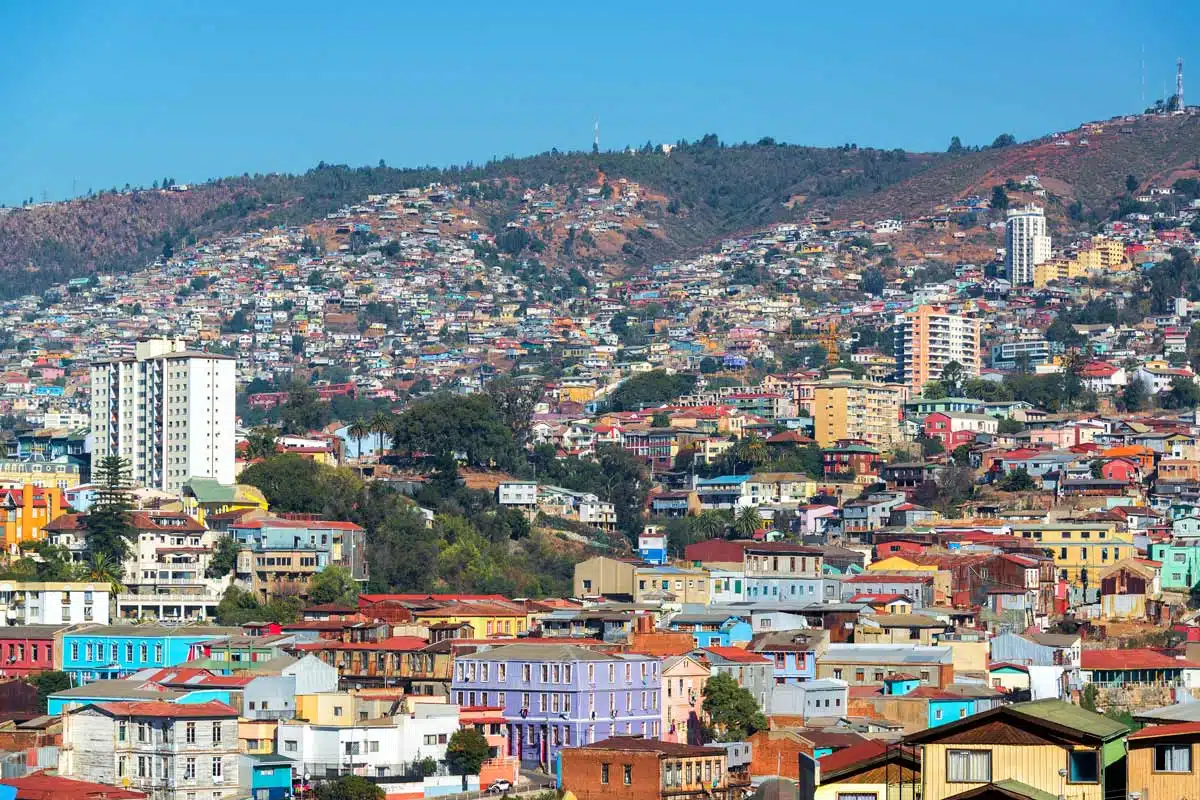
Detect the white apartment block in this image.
<box><xmin>1005</xmin><ymin>204</ymin><xmax>1051</xmax><ymax>285</ymax></box>
<box><xmin>0</xmin><ymin>580</ymin><xmax>110</xmax><ymax>626</ymax></box>
<box><xmin>91</xmin><ymin>339</ymin><xmax>235</xmax><ymax>492</ymax></box>
<box><xmin>61</xmin><ymin>700</ymin><xmax>241</xmax><ymax>800</ymax></box>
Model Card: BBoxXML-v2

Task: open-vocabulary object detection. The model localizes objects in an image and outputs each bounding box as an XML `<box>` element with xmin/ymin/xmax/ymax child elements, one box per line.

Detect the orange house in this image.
<box><xmin>0</xmin><ymin>485</ymin><xmax>64</xmax><ymax>554</ymax></box>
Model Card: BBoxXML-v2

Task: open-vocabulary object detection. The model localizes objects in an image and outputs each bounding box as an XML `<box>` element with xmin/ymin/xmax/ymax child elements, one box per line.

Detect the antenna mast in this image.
<box><xmin>593</xmin><ymin>117</ymin><xmax>600</xmax><ymax>154</ymax></box>
<box><xmin>1177</xmin><ymin>57</ymin><xmax>1185</xmax><ymax>112</ymax></box>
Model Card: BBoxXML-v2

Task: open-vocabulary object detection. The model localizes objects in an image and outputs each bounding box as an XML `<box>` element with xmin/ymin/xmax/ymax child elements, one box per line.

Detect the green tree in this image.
<box><xmin>997</xmin><ymin>417</ymin><xmax>1025</xmax><ymax>435</ymax></box>
<box><xmin>279</xmin><ymin>380</ymin><xmax>327</xmax><ymax>434</ymax></box>
<box><xmin>692</xmin><ymin>510</ymin><xmax>730</xmax><ymax>541</ymax></box>
<box><xmin>609</xmin><ymin>370</ymin><xmax>698</xmax><ymax>411</ymax></box>
<box><xmin>947</xmin><ymin>136</ymin><xmax>964</xmax><ymax>154</ymax></box>
<box><xmin>733</xmin><ymin>506</ymin><xmax>763</xmax><ymax>539</ymax></box>
<box><xmin>991</xmin><ymin>133</ymin><xmax>1016</xmax><ymax>148</ymax></box>
<box><xmin>30</xmin><ymin>670</ymin><xmax>71</xmax><ymax>713</ymax></box>
<box><xmin>484</xmin><ymin>376</ymin><xmax>540</xmax><ymax>447</ymax></box>
<box><xmin>445</xmin><ymin>727</ymin><xmax>490</xmax><ymax>790</ymax></box>
<box><xmin>84</xmin><ymin>456</ymin><xmax>135</xmax><ymax>566</ymax></box>
<box><xmin>206</xmin><ymin>534</ymin><xmax>240</xmax><ymax>579</ymax></box>
<box><xmin>391</xmin><ymin>393</ymin><xmax>521</xmax><ymax>471</ymax></box>
<box><xmin>939</xmin><ymin>361</ymin><xmax>967</xmax><ymax>396</ymax></box>
<box><xmin>651</xmin><ymin>412</ymin><xmax>671</xmax><ymax>428</ymax></box>
<box><xmin>951</xmin><ymin>444</ymin><xmax>972</xmax><ymax>466</ymax></box>
<box><xmin>215</xmin><ymin>586</ymin><xmax>302</xmax><ymax>626</ymax></box>
<box><xmin>860</xmin><ymin>267</ymin><xmax>886</xmax><ymax>297</ymax></box>
<box><xmin>308</xmin><ymin>565</ymin><xmax>359</xmax><ymax>606</ymax></box>
<box><xmin>997</xmin><ymin>468</ymin><xmax>1036</xmax><ymax>492</ymax></box>
<box><xmin>699</xmin><ymin>356</ymin><xmax>720</xmax><ymax>374</ymax></box>
<box><xmin>80</xmin><ymin>552</ymin><xmax>125</xmax><ymax>593</ymax></box>
<box><xmin>991</xmin><ymin>185</ymin><xmax>1009</xmax><ymax>211</ymax></box>
<box><xmin>922</xmin><ymin>381</ymin><xmax>948</xmax><ymax>400</ymax></box>
<box><xmin>315</xmin><ymin>775</ymin><xmax>384</xmax><ymax>800</ymax></box>
<box><xmin>1161</xmin><ymin>375</ymin><xmax>1200</xmax><ymax>410</ymax></box>
<box><xmin>702</xmin><ymin>672</ymin><xmax>766</xmax><ymax>741</ymax></box>
<box><xmin>243</xmin><ymin>426</ymin><xmax>279</xmax><ymax>461</ymax></box>
<box><xmin>1125</xmin><ymin>174</ymin><xmax>1139</xmax><ymax>194</ymax></box>
<box><xmin>1122</xmin><ymin>377</ymin><xmax>1149</xmax><ymax>412</ymax></box>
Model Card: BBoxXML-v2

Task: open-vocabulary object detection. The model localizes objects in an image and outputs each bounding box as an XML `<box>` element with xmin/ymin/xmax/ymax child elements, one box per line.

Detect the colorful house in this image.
<box><xmin>61</xmin><ymin>625</ymin><xmax>237</xmax><ymax>683</ymax></box>
<box><xmin>1126</xmin><ymin>721</ymin><xmax>1200</xmax><ymax>800</ymax></box>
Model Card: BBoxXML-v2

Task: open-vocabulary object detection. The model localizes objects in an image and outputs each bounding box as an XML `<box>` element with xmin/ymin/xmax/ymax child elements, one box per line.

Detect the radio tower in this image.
<box><xmin>1176</xmin><ymin>58</ymin><xmax>1185</xmax><ymax>113</ymax></box>
<box><xmin>593</xmin><ymin>117</ymin><xmax>599</xmax><ymax>154</ymax></box>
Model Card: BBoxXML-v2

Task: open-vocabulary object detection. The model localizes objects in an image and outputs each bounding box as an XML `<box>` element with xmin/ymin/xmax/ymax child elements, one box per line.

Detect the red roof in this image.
<box><xmin>1082</xmin><ymin>648</ymin><xmax>1200</xmax><ymax>670</ymax></box>
<box><xmin>848</xmin><ymin>593</ymin><xmax>910</xmax><ymax>604</ymax></box>
<box><xmin>701</xmin><ymin>646</ymin><xmax>770</xmax><ymax>664</ymax></box>
<box><xmin>91</xmin><ymin>700</ymin><xmax>238</xmax><ymax>718</ymax></box>
<box><xmin>1128</xmin><ymin>721</ymin><xmax>1200</xmax><ymax>740</ymax></box>
<box><xmin>359</xmin><ymin>593</ymin><xmax>509</xmax><ymax>604</ymax></box>
<box><xmin>816</xmin><ymin>740</ymin><xmax>888</xmax><ymax>774</ymax></box>
<box><xmin>684</xmin><ymin>539</ymin><xmax>751</xmax><ymax>563</ymax></box>
<box><xmin>1</xmin><ymin>772</ymin><xmax>146</xmax><ymax>800</ymax></box>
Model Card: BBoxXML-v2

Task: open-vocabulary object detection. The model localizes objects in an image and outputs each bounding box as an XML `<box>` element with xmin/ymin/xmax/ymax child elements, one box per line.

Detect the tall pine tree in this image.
<box><xmin>84</xmin><ymin>456</ymin><xmax>135</xmax><ymax>567</ymax></box>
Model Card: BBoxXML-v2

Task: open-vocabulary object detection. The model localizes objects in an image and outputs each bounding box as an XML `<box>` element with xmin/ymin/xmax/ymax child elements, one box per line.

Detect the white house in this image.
<box><xmin>276</xmin><ymin>704</ymin><xmax>460</xmax><ymax>778</ymax></box>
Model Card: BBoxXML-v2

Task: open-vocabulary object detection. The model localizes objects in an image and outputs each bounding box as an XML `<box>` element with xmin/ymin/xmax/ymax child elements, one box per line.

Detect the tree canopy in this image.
<box><xmin>702</xmin><ymin>672</ymin><xmax>766</xmax><ymax>741</ymax></box>
<box><xmin>608</xmin><ymin>370</ymin><xmax>698</xmax><ymax>411</ymax></box>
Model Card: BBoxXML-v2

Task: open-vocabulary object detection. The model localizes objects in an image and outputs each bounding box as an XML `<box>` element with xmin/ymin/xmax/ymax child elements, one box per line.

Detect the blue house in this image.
<box><xmin>666</xmin><ymin>612</ymin><xmax>752</xmax><ymax>648</ymax></box>
<box><xmin>240</xmin><ymin>753</ymin><xmax>294</xmax><ymax>800</ymax></box>
<box><xmin>880</xmin><ymin>674</ymin><xmax>983</xmax><ymax>728</ymax></box>
<box><xmin>62</xmin><ymin>626</ymin><xmax>235</xmax><ymax>683</ymax></box>
<box><xmin>928</xmin><ymin>695</ymin><xmax>977</xmax><ymax>728</ymax></box>
<box><xmin>747</xmin><ymin>630</ymin><xmax>823</xmax><ymax>684</ymax></box>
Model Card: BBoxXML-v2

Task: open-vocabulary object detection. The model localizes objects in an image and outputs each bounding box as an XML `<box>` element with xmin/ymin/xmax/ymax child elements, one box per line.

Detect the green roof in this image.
<box><xmin>991</xmin><ymin>780</ymin><xmax>1058</xmax><ymax>800</ymax></box>
<box><xmin>1008</xmin><ymin>699</ymin><xmax>1129</xmax><ymax>741</ymax></box>
<box><xmin>185</xmin><ymin>477</ymin><xmax>237</xmax><ymax>503</ymax></box>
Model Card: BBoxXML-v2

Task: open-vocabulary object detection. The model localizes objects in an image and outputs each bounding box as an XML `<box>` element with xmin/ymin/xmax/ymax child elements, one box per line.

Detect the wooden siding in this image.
<box><xmin>922</xmin><ymin>744</ymin><xmax>1106</xmax><ymax>800</ymax></box>
<box><xmin>1128</xmin><ymin>738</ymin><xmax>1200</xmax><ymax>800</ymax></box>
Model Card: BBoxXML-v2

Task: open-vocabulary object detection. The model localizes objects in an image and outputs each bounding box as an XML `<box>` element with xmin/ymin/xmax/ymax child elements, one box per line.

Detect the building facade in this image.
<box><xmin>894</xmin><ymin>306</ymin><xmax>982</xmax><ymax>392</ymax></box>
<box><xmin>90</xmin><ymin>338</ymin><xmax>236</xmax><ymax>492</ymax></box>
<box><xmin>1005</xmin><ymin>204</ymin><xmax>1052</xmax><ymax>285</ymax></box>
<box><xmin>450</xmin><ymin>644</ymin><xmax>662</xmax><ymax>769</ymax></box>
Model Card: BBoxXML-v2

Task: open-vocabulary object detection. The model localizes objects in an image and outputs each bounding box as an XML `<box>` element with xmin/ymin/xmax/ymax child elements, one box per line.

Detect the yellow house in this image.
<box><xmin>867</xmin><ymin>556</ymin><xmax>938</xmax><ymax>573</ymax></box>
<box><xmin>1010</xmin><ymin>523</ymin><xmax>1131</xmax><ymax>585</ymax></box>
<box><xmin>905</xmin><ymin>699</ymin><xmax>1129</xmax><ymax>800</ymax></box>
<box><xmin>634</xmin><ymin>566</ymin><xmax>710</xmax><ymax>605</ymax></box>
<box><xmin>411</xmin><ymin>602</ymin><xmax>531</xmax><ymax>638</ymax></box>
<box><xmin>295</xmin><ymin>692</ymin><xmax>359</xmax><ymax>725</ymax></box>
<box><xmin>181</xmin><ymin>478</ymin><xmax>269</xmax><ymax>525</ymax></box>
<box><xmin>0</xmin><ymin>460</ymin><xmax>81</xmax><ymax>490</ymax></box>
<box><xmin>816</xmin><ymin>741</ymin><xmax>919</xmax><ymax>800</ymax></box>
<box><xmin>239</xmin><ymin>719</ymin><xmax>279</xmax><ymax>754</ymax></box>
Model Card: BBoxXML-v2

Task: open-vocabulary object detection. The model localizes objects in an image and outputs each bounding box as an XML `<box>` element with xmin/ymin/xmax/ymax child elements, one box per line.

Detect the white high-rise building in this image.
<box><xmin>90</xmin><ymin>339</ymin><xmax>235</xmax><ymax>492</ymax></box>
<box><xmin>1005</xmin><ymin>204</ymin><xmax>1052</xmax><ymax>285</ymax></box>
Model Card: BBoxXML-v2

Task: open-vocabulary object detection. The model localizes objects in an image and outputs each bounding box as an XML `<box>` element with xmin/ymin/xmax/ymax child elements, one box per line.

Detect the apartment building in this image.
<box><xmin>90</xmin><ymin>338</ymin><xmax>235</xmax><ymax>493</ymax></box>
<box><xmin>230</xmin><ymin>518</ymin><xmax>368</xmax><ymax>601</ymax></box>
<box><xmin>894</xmin><ymin>306</ymin><xmax>981</xmax><ymax>392</ymax></box>
<box><xmin>61</xmin><ymin>700</ymin><xmax>242</xmax><ymax>800</ymax></box>
<box><xmin>0</xmin><ymin>580</ymin><xmax>110</xmax><ymax>627</ymax></box>
<box><xmin>450</xmin><ymin>644</ymin><xmax>663</xmax><ymax>770</ymax></box>
<box><xmin>807</xmin><ymin>371</ymin><xmax>908</xmax><ymax>448</ymax></box>
<box><xmin>743</xmin><ymin>543</ymin><xmax>831</xmax><ymax>602</ymax></box>
<box><xmin>0</xmin><ymin>484</ymin><xmax>65</xmax><ymax>553</ymax></box>
<box><xmin>1005</xmin><ymin>204</ymin><xmax>1052</xmax><ymax>285</ymax></box>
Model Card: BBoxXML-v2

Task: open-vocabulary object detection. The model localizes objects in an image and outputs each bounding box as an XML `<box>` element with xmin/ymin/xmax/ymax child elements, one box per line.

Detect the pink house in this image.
<box><xmin>661</xmin><ymin>654</ymin><xmax>710</xmax><ymax>744</ymax></box>
<box><xmin>924</xmin><ymin>412</ymin><xmax>998</xmax><ymax>448</ymax></box>
<box><xmin>1100</xmin><ymin>457</ymin><xmax>1140</xmax><ymax>483</ymax></box>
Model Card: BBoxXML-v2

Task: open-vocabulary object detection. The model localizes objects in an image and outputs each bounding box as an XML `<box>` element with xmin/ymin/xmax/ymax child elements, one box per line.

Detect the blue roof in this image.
<box><xmin>696</xmin><ymin>475</ymin><xmax>751</xmax><ymax>485</ymax></box>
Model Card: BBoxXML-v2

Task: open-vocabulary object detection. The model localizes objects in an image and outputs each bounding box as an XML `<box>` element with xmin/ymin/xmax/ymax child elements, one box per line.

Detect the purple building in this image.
<box><xmin>450</xmin><ymin>643</ymin><xmax>663</xmax><ymax>769</ymax></box>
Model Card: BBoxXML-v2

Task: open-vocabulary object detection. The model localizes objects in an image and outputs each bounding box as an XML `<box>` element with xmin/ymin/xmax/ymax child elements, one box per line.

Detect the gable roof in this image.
<box><xmin>903</xmin><ymin>698</ymin><xmax>1128</xmax><ymax>745</ymax></box>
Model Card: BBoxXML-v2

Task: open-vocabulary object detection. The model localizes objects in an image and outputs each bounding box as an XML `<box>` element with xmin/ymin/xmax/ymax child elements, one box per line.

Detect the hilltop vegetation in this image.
<box><xmin>0</xmin><ymin>137</ymin><xmax>933</xmax><ymax>297</ymax></box>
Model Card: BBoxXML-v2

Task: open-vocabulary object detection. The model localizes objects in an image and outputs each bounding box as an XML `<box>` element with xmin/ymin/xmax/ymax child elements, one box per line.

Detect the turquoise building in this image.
<box><xmin>1150</xmin><ymin>541</ymin><xmax>1200</xmax><ymax>591</ymax></box>
<box><xmin>47</xmin><ymin>680</ymin><xmax>232</xmax><ymax>715</ymax></box>
<box><xmin>62</xmin><ymin>625</ymin><xmax>236</xmax><ymax>683</ymax></box>
<box><xmin>241</xmin><ymin>753</ymin><xmax>294</xmax><ymax>800</ymax></box>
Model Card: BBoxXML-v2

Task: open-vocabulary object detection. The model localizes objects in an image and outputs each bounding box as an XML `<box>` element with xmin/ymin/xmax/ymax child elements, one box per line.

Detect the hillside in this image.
<box><xmin>831</xmin><ymin>113</ymin><xmax>1200</xmax><ymax>223</ymax></box>
<box><xmin>0</xmin><ymin>139</ymin><xmax>936</xmax><ymax>298</ymax></box>
<box><xmin>4</xmin><ymin>116</ymin><xmax>1200</xmax><ymax>298</ymax></box>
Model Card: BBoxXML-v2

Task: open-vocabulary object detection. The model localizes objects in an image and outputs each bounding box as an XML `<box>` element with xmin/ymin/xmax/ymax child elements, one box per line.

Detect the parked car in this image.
<box><xmin>487</xmin><ymin>780</ymin><xmax>513</xmax><ymax>794</ymax></box>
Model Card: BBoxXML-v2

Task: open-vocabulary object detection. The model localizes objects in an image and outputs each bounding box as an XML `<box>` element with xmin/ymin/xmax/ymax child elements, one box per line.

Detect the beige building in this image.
<box><xmin>573</xmin><ymin>556</ymin><xmax>636</xmax><ymax>599</ymax></box>
<box><xmin>634</xmin><ymin>566</ymin><xmax>710</xmax><ymax>605</ymax></box>
<box><xmin>805</xmin><ymin>369</ymin><xmax>908</xmax><ymax>448</ymax></box>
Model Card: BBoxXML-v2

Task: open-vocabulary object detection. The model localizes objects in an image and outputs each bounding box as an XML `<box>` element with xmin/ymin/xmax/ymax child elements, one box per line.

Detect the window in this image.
<box><xmin>601</xmin><ymin>764</ymin><xmax>610</xmax><ymax>784</ymax></box>
<box><xmin>212</xmin><ymin>758</ymin><xmax>223</xmax><ymax>779</ymax></box>
<box><xmin>212</xmin><ymin>721</ymin><xmax>222</xmax><ymax>743</ymax></box>
<box><xmin>138</xmin><ymin>756</ymin><xmax>147</xmax><ymax>778</ymax></box>
<box><xmin>333</xmin><ymin>706</ymin><xmax>343</xmax><ymax>717</ymax></box>
<box><xmin>1154</xmin><ymin>744</ymin><xmax>1193</xmax><ymax>773</ymax></box>
<box><xmin>369</xmin><ymin>741</ymin><xmax>380</xmax><ymax>753</ymax></box>
<box><xmin>118</xmin><ymin>757</ymin><xmax>127</xmax><ymax>777</ymax></box>
<box><xmin>137</xmin><ymin>723</ymin><xmax>148</xmax><ymax>743</ymax></box>
<box><xmin>934</xmin><ymin>708</ymin><xmax>943</xmax><ymax>720</ymax></box>
<box><xmin>186</xmin><ymin>722</ymin><xmax>196</xmax><ymax>743</ymax></box>
<box><xmin>947</xmin><ymin>750</ymin><xmax>991</xmax><ymax>783</ymax></box>
<box><xmin>139</xmin><ymin>644</ymin><xmax>148</xmax><ymax>661</ymax></box>
<box><xmin>623</xmin><ymin>764</ymin><xmax>632</xmax><ymax>785</ymax></box>
<box><xmin>125</xmin><ymin>643</ymin><xmax>133</xmax><ymax>661</ymax></box>
<box><xmin>835</xmin><ymin>794</ymin><xmax>879</xmax><ymax>800</ymax></box>
<box><xmin>185</xmin><ymin>758</ymin><xmax>196</xmax><ymax>779</ymax></box>
<box><xmin>1068</xmin><ymin>751</ymin><xmax>1098</xmax><ymax>783</ymax></box>
<box><xmin>118</xmin><ymin>722</ymin><xmax>127</xmax><ymax>742</ymax></box>
<box><xmin>285</xmin><ymin>740</ymin><xmax>297</xmax><ymax>752</ymax></box>
<box><xmin>154</xmin><ymin>644</ymin><xmax>164</xmax><ymax>662</ymax></box>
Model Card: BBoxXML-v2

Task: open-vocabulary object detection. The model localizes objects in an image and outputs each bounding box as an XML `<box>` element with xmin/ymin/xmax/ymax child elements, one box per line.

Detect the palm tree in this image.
<box><xmin>734</xmin><ymin>506</ymin><xmax>763</xmax><ymax>539</ymax></box>
<box><xmin>738</xmin><ymin>436</ymin><xmax>769</xmax><ymax>468</ymax></box>
<box><xmin>691</xmin><ymin>510</ymin><xmax>728</xmax><ymax>541</ymax></box>
<box><xmin>80</xmin><ymin>552</ymin><xmax>125</xmax><ymax>594</ymax></box>
<box><xmin>369</xmin><ymin>411</ymin><xmax>394</xmax><ymax>458</ymax></box>
<box><xmin>347</xmin><ymin>419</ymin><xmax>369</xmax><ymax>463</ymax></box>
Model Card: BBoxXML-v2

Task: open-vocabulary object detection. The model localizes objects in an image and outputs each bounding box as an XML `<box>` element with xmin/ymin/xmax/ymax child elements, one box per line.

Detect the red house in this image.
<box><xmin>1100</xmin><ymin>457</ymin><xmax>1140</xmax><ymax>483</ymax></box>
<box><xmin>0</xmin><ymin>626</ymin><xmax>62</xmax><ymax>678</ymax></box>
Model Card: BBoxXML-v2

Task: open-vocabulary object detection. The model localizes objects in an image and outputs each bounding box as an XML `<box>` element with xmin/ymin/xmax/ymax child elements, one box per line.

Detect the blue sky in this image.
<box><xmin>0</xmin><ymin>1</ymin><xmax>1197</xmax><ymax>205</ymax></box>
